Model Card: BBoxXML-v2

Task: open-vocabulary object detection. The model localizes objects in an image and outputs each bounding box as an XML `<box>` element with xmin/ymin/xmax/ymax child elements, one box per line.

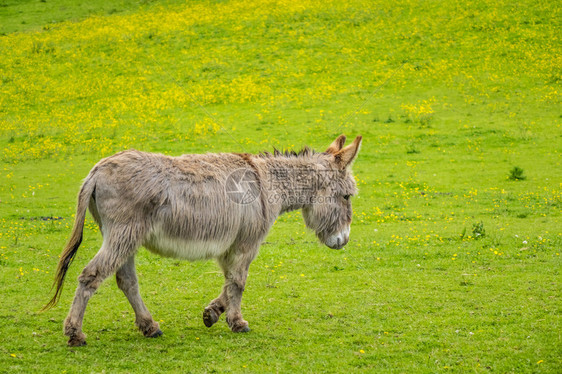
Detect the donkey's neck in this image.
<box><xmin>259</xmin><ymin>156</ymin><xmax>325</xmax><ymax>215</ymax></box>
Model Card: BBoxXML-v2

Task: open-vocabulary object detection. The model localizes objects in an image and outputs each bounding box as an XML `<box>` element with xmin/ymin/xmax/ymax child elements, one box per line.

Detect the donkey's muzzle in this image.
<box><xmin>324</xmin><ymin>227</ymin><xmax>350</xmax><ymax>249</ymax></box>
<box><xmin>327</xmin><ymin>241</ymin><xmax>346</xmax><ymax>250</ymax></box>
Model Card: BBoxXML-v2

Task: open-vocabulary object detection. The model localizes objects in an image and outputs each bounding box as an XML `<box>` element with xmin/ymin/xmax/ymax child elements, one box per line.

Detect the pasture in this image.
<box><xmin>0</xmin><ymin>0</ymin><xmax>560</xmax><ymax>372</ymax></box>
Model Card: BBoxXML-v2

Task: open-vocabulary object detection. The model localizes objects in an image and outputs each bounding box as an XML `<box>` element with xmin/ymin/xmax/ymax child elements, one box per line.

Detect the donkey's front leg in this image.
<box><xmin>203</xmin><ymin>286</ymin><xmax>227</xmax><ymax>328</ymax></box>
<box><xmin>225</xmin><ymin>273</ymin><xmax>250</xmax><ymax>333</ymax></box>
<box><xmin>215</xmin><ymin>249</ymin><xmax>257</xmax><ymax>332</ymax></box>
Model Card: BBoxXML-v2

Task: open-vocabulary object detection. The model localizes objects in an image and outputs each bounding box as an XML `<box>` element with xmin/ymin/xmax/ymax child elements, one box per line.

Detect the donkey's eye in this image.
<box><xmin>343</xmin><ymin>195</ymin><xmax>351</xmax><ymax>201</ymax></box>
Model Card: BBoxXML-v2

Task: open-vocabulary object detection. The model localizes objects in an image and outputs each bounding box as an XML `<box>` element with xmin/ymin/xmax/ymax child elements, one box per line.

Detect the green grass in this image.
<box><xmin>0</xmin><ymin>0</ymin><xmax>560</xmax><ymax>372</ymax></box>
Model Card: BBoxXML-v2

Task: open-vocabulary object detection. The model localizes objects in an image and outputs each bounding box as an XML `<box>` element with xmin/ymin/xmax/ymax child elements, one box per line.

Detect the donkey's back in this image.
<box><xmin>91</xmin><ymin>150</ymin><xmax>266</xmax><ymax>259</ymax></box>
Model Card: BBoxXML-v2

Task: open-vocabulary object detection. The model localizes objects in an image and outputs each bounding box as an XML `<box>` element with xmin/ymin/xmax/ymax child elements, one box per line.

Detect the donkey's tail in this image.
<box><xmin>42</xmin><ymin>174</ymin><xmax>96</xmax><ymax>311</ymax></box>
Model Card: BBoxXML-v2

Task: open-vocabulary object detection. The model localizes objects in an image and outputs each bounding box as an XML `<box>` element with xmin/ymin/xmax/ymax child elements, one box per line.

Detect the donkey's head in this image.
<box><xmin>302</xmin><ymin>135</ymin><xmax>362</xmax><ymax>249</ymax></box>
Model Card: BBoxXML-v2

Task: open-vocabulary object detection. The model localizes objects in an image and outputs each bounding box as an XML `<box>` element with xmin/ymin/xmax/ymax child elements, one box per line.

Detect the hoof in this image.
<box><xmin>234</xmin><ymin>325</ymin><xmax>251</xmax><ymax>333</ymax></box>
<box><xmin>67</xmin><ymin>337</ymin><xmax>87</xmax><ymax>347</ymax></box>
<box><xmin>140</xmin><ymin>320</ymin><xmax>162</xmax><ymax>338</ymax></box>
<box><xmin>66</xmin><ymin>330</ymin><xmax>87</xmax><ymax>347</ymax></box>
<box><xmin>203</xmin><ymin>308</ymin><xmax>220</xmax><ymax>328</ymax></box>
<box><xmin>229</xmin><ymin>320</ymin><xmax>250</xmax><ymax>333</ymax></box>
<box><xmin>148</xmin><ymin>329</ymin><xmax>163</xmax><ymax>338</ymax></box>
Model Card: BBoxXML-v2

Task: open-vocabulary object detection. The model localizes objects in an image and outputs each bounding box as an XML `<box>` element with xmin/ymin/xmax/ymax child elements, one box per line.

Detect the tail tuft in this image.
<box><xmin>41</xmin><ymin>232</ymin><xmax>82</xmax><ymax>311</ymax></box>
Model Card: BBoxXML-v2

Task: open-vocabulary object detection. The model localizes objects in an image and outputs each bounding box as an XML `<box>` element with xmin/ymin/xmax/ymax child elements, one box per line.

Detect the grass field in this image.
<box><xmin>0</xmin><ymin>0</ymin><xmax>560</xmax><ymax>372</ymax></box>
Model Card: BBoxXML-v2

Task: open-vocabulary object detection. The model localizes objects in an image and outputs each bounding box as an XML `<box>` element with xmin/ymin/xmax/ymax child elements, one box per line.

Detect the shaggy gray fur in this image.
<box><xmin>45</xmin><ymin>135</ymin><xmax>362</xmax><ymax>346</ymax></box>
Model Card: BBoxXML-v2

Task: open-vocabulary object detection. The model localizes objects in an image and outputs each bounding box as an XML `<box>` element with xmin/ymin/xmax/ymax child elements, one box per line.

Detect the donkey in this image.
<box><xmin>44</xmin><ymin>134</ymin><xmax>362</xmax><ymax>346</ymax></box>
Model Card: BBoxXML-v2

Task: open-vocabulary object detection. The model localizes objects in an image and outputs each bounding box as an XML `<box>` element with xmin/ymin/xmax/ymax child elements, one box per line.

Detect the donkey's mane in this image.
<box><xmin>257</xmin><ymin>146</ymin><xmax>322</xmax><ymax>159</ymax></box>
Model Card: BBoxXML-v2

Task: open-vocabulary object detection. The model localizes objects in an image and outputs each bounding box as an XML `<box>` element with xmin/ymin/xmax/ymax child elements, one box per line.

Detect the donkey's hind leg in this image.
<box><xmin>116</xmin><ymin>256</ymin><xmax>161</xmax><ymax>338</ymax></box>
<box><xmin>64</xmin><ymin>227</ymin><xmax>140</xmax><ymax>346</ymax></box>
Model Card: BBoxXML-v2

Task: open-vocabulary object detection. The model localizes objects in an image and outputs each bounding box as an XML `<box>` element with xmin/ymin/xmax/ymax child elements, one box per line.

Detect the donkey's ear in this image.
<box><xmin>334</xmin><ymin>135</ymin><xmax>362</xmax><ymax>169</ymax></box>
<box><xmin>326</xmin><ymin>134</ymin><xmax>347</xmax><ymax>154</ymax></box>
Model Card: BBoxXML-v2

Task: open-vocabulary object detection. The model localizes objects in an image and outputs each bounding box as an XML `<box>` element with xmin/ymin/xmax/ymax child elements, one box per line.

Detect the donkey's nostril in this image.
<box><xmin>336</xmin><ymin>237</ymin><xmax>341</xmax><ymax>248</ymax></box>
